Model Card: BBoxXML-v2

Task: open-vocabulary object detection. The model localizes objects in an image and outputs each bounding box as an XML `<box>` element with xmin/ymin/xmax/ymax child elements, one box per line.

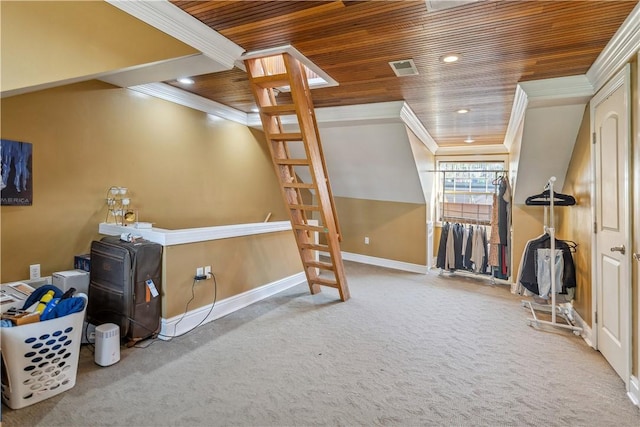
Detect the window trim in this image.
<box><xmin>433</xmin><ymin>155</ymin><xmax>508</xmax><ymax>227</ymax></box>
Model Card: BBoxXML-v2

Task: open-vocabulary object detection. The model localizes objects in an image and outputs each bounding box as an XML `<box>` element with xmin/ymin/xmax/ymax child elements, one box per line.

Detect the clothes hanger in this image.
<box><xmin>560</xmin><ymin>240</ymin><xmax>578</xmax><ymax>252</ymax></box>
<box><xmin>525</xmin><ymin>189</ymin><xmax>576</xmax><ymax>206</ymax></box>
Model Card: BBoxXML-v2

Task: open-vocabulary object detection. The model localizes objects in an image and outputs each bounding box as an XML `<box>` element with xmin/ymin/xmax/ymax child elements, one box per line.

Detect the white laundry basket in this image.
<box><xmin>0</xmin><ymin>293</ymin><xmax>87</xmax><ymax>409</ymax></box>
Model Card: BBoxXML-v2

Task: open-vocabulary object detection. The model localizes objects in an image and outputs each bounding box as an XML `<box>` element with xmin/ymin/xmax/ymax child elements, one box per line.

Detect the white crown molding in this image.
<box><xmin>316</xmin><ymin>101</ymin><xmax>405</xmax><ymax>124</ymax></box>
<box><xmin>128</xmin><ymin>82</ymin><xmax>248</xmax><ymax>125</ymax></box>
<box><xmin>518</xmin><ymin>75</ymin><xmax>594</xmax><ymax>108</ymax></box>
<box><xmin>106</xmin><ymin>0</ymin><xmax>244</xmax><ymax>68</ymax></box>
<box><xmin>587</xmin><ymin>2</ymin><xmax>640</xmax><ymax>93</ymax></box>
<box><xmin>436</xmin><ymin>143</ymin><xmax>508</xmax><ymax>156</ymax></box>
<box><xmin>259</xmin><ymin>101</ymin><xmax>407</xmax><ymax>130</ymax></box>
<box><xmin>400</xmin><ymin>103</ymin><xmax>438</xmax><ymax>154</ymax></box>
<box><xmin>503</xmin><ymin>84</ymin><xmax>528</xmax><ymax>151</ymax></box>
<box><xmin>504</xmin><ymin>74</ymin><xmax>593</xmax><ymax>154</ymax></box>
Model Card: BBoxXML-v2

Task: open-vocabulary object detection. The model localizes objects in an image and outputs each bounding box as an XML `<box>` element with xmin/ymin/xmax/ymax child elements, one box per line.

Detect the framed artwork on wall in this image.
<box><xmin>1</xmin><ymin>139</ymin><xmax>33</xmax><ymax>206</ymax></box>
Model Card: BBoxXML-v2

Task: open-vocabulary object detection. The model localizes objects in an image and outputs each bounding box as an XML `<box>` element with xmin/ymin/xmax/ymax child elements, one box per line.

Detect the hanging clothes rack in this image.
<box><xmin>522</xmin><ymin>176</ymin><xmax>582</xmax><ymax>335</ymax></box>
<box><xmin>436</xmin><ymin>220</ymin><xmax>497</xmax><ymax>284</ymax></box>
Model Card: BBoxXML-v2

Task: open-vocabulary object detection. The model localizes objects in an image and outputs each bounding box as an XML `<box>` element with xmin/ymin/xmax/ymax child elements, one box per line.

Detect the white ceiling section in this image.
<box><xmin>290</xmin><ymin>122</ymin><xmax>426</xmax><ymax>204</ymax></box>
<box><xmin>99</xmin><ymin>54</ymin><xmax>230</xmax><ymax>88</ymax></box>
<box><xmin>514</xmin><ymin>104</ymin><xmax>588</xmax><ymax>205</ymax></box>
<box><xmin>99</xmin><ymin>0</ymin><xmax>640</xmax><ymax>207</ymax></box>
<box><xmin>278</xmin><ymin>102</ymin><xmax>429</xmax><ymax>204</ymax></box>
<box><xmin>509</xmin><ymin>75</ymin><xmax>593</xmax><ymax>205</ymax></box>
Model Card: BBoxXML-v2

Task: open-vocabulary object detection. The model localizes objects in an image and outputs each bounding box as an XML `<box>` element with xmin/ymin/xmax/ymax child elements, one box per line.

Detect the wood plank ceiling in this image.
<box><xmin>168</xmin><ymin>0</ymin><xmax>636</xmax><ymax>147</ymax></box>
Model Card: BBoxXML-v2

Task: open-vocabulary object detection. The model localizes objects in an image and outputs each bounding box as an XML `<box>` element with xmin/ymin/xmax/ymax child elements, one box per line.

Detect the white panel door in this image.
<box><xmin>594</xmin><ymin>68</ymin><xmax>630</xmax><ymax>386</ymax></box>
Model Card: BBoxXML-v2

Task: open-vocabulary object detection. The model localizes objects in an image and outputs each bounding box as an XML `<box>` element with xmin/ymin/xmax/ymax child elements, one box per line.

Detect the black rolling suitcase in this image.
<box><xmin>87</xmin><ymin>236</ymin><xmax>162</xmax><ymax>344</ymax></box>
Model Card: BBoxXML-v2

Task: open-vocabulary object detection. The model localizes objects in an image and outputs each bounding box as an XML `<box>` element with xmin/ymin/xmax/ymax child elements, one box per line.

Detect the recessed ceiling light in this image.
<box><xmin>441</xmin><ymin>54</ymin><xmax>460</xmax><ymax>63</ymax></box>
<box><xmin>464</xmin><ymin>138</ymin><xmax>475</xmax><ymax>144</ymax></box>
<box><xmin>457</xmin><ymin>108</ymin><xmax>470</xmax><ymax>114</ymax></box>
<box><xmin>177</xmin><ymin>77</ymin><xmax>194</xmax><ymax>84</ymax></box>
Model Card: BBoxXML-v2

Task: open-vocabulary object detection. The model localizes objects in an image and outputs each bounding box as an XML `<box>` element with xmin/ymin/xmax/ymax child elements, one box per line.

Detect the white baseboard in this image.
<box><xmin>573</xmin><ymin>310</ymin><xmax>640</xmax><ymax>408</ymax></box>
<box><xmin>321</xmin><ymin>251</ymin><xmax>427</xmax><ymax>274</ymax></box>
<box><xmin>159</xmin><ymin>272</ymin><xmax>306</xmax><ymax>339</ymax></box>
<box><xmin>628</xmin><ymin>376</ymin><xmax>640</xmax><ymax>407</ymax></box>
<box><xmin>572</xmin><ymin>308</ymin><xmax>594</xmax><ymax>347</ymax></box>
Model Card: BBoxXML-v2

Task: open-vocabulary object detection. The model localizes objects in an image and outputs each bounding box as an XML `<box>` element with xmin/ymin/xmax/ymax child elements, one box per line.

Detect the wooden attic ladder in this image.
<box><xmin>245</xmin><ymin>53</ymin><xmax>350</xmax><ymax>302</ymax></box>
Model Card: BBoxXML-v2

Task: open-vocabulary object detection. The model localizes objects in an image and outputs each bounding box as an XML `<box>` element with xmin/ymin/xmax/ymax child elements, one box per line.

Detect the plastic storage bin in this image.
<box><xmin>0</xmin><ymin>293</ymin><xmax>87</xmax><ymax>409</ymax></box>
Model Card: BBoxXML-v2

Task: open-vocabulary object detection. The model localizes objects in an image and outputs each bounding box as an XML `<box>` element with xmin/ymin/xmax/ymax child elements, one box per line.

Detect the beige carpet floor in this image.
<box><xmin>2</xmin><ymin>261</ymin><xmax>639</xmax><ymax>426</ymax></box>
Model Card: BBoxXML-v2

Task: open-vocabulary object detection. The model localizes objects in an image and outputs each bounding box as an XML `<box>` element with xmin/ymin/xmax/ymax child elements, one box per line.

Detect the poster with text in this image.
<box><xmin>1</xmin><ymin>139</ymin><xmax>33</xmax><ymax>206</ymax></box>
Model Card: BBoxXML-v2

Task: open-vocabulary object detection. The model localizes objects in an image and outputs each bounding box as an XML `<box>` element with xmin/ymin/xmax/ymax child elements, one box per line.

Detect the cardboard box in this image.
<box><xmin>74</xmin><ymin>254</ymin><xmax>90</xmax><ymax>272</ymax></box>
<box><xmin>2</xmin><ymin>310</ymin><xmax>40</xmax><ymax>326</ymax></box>
<box><xmin>52</xmin><ymin>269</ymin><xmax>89</xmax><ymax>295</ymax></box>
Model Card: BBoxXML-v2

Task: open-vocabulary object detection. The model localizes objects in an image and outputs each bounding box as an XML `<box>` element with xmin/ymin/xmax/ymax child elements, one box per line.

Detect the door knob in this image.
<box><xmin>610</xmin><ymin>245</ymin><xmax>625</xmax><ymax>254</ymax></box>
<box><xmin>634</xmin><ymin>253</ymin><xmax>640</xmax><ymax>261</ymax></box>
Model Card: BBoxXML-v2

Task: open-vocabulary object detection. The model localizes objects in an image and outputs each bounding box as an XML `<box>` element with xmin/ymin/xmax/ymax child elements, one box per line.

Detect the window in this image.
<box><xmin>436</xmin><ymin>161</ymin><xmax>506</xmax><ymax>225</ymax></box>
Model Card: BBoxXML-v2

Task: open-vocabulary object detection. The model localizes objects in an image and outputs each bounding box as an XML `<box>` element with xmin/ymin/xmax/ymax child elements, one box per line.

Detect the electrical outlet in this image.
<box><xmin>29</xmin><ymin>264</ymin><xmax>41</xmax><ymax>280</ymax></box>
<box><xmin>364</xmin><ymin>237</ymin><xmax>370</xmax><ymax>245</ymax></box>
<box><xmin>204</xmin><ymin>266</ymin><xmax>211</xmax><ymax>277</ymax></box>
<box><xmin>196</xmin><ymin>267</ymin><xmax>204</xmax><ymax>277</ymax></box>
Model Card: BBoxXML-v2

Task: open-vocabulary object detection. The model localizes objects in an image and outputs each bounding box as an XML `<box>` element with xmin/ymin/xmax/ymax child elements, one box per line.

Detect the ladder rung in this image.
<box><xmin>294</xmin><ymin>224</ymin><xmax>327</xmax><ymax>233</ymax></box>
<box><xmin>269</xmin><ymin>133</ymin><xmax>303</xmax><ymax>141</ymax></box>
<box><xmin>261</xmin><ymin>104</ymin><xmax>297</xmax><ymax>116</ymax></box>
<box><xmin>309</xmin><ymin>277</ymin><xmax>339</xmax><ymax>288</ymax></box>
<box><xmin>283</xmin><ymin>182</ymin><xmax>315</xmax><ymax>189</ymax></box>
<box><xmin>275</xmin><ymin>158</ymin><xmax>309</xmax><ymax>166</ymax></box>
<box><xmin>305</xmin><ymin>260</ymin><xmax>334</xmax><ymax>271</ymax></box>
<box><xmin>289</xmin><ymin>204</ymin><xmax>321</xmax><ymax>211</ymax></box>
<box><xmin>252</xmin><ymin>74</ymin><xmax>290</xmax><ymax>89</ymax></box>
<box><xmin>300</xmin><ymin>243</ymin><xmax>329</xmax><ymax>251</ymax></box>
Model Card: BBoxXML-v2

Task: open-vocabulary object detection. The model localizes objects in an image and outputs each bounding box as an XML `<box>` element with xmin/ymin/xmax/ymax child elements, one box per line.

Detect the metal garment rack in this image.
<box><xmin>522</xmin><ymin>176</ymin><xmax>582</xmax><ymax>335</ymax></box>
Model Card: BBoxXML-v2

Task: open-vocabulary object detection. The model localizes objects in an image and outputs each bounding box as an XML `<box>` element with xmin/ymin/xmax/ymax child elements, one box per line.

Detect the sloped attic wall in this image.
<box><xmin>316</xmin><ymin>122</ymin><xmax>425</xmax><ymax>204</ymax></box>
<box><xmin>303</xmin><ymin>121</ymin><xmax>429</xmax><ymax>266</ymax></box>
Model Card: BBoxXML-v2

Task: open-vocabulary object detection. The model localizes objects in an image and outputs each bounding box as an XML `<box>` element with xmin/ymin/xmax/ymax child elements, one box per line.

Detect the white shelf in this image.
<box><xmin>98</xmin><ymin>221</ymin><xmax>293</xmax><ymax>246</ymax></box>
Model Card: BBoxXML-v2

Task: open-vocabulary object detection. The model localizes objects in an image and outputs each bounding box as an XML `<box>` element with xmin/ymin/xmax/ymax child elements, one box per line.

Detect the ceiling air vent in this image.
<box><xmin>389</xmin><ymin>59</ymin><xmax>419</xmax><ymax>77</ymax></box>
<box><xmin>425</xmin><ymin>0</ymin><xmax>479</xmax><ymax>13</ymax></box>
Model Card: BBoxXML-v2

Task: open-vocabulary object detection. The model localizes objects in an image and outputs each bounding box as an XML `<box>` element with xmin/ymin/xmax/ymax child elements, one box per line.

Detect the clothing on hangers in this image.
<box><xmin>536</xmin><ymin>248</ymin><xmax>564</xmax><ymax>299</ymax></box>
<box><xmin>498</xmin><ymin>176</ymin><xmax>511</xmax><ymax>246</ymax></box>
<box><xmin>436</xmin><ymin>222</ymin><xmax>488</xmax><ymax>274</ymax></box>
<box><xmin>518</xmin><ymin>233</ymin><xmax>576</xmax><ymax>296</ymax></box>
<box><xmin>436</xmin><ymin>222</ymin><xmax>450</xmax><ymax>269</ymax></box>
<box><xmin>463</xmin><ymin>225</ymin><xmax>474</xmax><ymax>270</ymax></box>
<box><xmin>445</xmin><ymin>223</ymin><xmax>456</xmax><ymax>270</ymax></box>
<box><xmin>470</xmin><ymin>226</ymin><xmax>487</xmax><ymax>273</ymax></box>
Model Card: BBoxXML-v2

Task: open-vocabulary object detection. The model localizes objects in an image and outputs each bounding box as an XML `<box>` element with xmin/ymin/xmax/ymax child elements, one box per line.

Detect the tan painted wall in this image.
<box><xmin>557</xmin><ymin>105</ymin><xmax>592</xmax><ymax>325</ymax></box>
<box><xmin>163</xmin><ymin>231</ymin><xmax>302</xmax><ymax>317</ymax></box>
<box><xmin>0</xmin><ymin>80</ymin><xmax>289</xmax><ymax>282</ymax></box>
<box><xmin>1</xmin><ymin>1</ymin><xmax>197</xmax><ymax>93</ymax></box>
<box><xmin>333</xmin><ymin>197</ymin><xmax>426</xmax><ymax>265</ymax></box>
